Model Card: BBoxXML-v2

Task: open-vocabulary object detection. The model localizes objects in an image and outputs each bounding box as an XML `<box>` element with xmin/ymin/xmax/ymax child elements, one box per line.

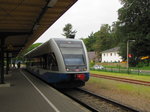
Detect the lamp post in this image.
<box><xmin>127</xmin><ymin>40</ymin><xmax>135</xmax><ymax>73</ymax></box>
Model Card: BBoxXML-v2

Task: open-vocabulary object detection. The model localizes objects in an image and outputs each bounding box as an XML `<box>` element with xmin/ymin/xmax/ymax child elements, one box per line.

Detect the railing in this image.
<box><xmin>90</xmin><ymin>67</ymin><xmax>150</xmax><ymax>75</ymax></box>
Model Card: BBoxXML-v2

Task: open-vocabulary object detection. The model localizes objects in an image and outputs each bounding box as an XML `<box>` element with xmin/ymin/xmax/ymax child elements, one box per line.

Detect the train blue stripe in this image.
<box><xmin>30</xmin><ymin>71</ymin><xmax>90</xmax><ymax>83</ymax></box>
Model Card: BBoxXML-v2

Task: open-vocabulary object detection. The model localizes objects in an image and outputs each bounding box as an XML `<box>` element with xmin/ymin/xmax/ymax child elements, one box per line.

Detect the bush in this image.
<box><xmin>90</xmin><ymin>61</ymin><xmax>95</xmax><ymax>67</ymax></box>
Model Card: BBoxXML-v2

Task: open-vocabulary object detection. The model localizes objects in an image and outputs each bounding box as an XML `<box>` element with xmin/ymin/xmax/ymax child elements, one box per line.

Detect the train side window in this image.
<box><xmin>47</xmin><ymin>53</ymin><xmax>58</xmax><ymax>71</ymax></box>
<box><xmin>42</xmin><ymin>55</ymin><xmax>47</xmax><ymax>69</ymax></box>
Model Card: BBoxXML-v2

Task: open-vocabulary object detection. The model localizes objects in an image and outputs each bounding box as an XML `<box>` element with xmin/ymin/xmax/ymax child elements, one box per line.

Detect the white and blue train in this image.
<box><xmin>25</xmin><ymin>38</ymin><xmax>90</xmax><ymax>88</ymax></box>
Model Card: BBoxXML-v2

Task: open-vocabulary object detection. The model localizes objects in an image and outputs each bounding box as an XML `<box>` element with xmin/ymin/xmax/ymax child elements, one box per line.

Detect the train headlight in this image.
<box><xmin>66</xmin><ymin>68</ymin><xmax>70</xmax><ymax>71</ymax></box>
<box><xmin>83</xmin><ymin>68</ymin><xmax>87</xmax><ymax>71</ymax></box>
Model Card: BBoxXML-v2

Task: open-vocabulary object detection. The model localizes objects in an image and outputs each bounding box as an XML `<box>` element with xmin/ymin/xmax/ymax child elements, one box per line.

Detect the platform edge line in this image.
<box><xmin>20</xmin><ymin>70</ymin><xmax>60</xmax><ymax>112</ymax></box>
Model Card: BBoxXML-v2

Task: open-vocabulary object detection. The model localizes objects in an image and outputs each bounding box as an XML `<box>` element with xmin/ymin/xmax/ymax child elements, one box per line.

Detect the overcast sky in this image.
<box><xmin>35</xmin><ymin>0</ymin><xmax>122</xmax><ymax>43</ymax></box>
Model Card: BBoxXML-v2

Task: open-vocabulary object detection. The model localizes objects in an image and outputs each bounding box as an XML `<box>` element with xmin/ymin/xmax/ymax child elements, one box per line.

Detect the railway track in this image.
<box><xmin>60</xmin><ymin>88</ymin><xmax>140</xmax><ymax>112</ymax></box>
<box><xmin>91</xmin><ymin>74</ymin><xmax>150</xmax><ymax>86</ymax></box>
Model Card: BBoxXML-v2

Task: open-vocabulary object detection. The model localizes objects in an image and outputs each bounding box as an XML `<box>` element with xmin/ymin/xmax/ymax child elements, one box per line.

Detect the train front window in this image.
<box><xmin>57</xmin><ymin>42</ymin><xmax>86</xmax><ymax>66</ymax></box>
<box><xmin>60</xmin><ymin>47</ymin><xmax>86</xmax><ymax>66</ymax></box>
<box><xmin>63</xmin><ymin>54</ymin><xmax>84</xmax><ymax>65</ymax></box>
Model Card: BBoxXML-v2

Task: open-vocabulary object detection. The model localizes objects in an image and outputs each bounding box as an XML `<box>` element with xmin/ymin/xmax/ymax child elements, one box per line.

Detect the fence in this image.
<box><xmin>91</xmin><ymin>67</ymin><xmax>150</xmax><ymax>75</ymax></box>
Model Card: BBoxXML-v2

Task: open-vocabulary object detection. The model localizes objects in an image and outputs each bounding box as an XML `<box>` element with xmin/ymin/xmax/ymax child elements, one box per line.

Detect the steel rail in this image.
<box><xmin>60</xmin><ymin>88</ymin><xmax>140</xmax><ymax>112</ymax></box>
<box><xmin>91</xmin><ymin>74</ymin><xmax>150</xmax><ymax>86</ymax></box>
<box><xmin>76</xmin><ymin>88</ymin><xmax>140</xmax><ymax>112</ymax></box>
<box><xmin>59</xmin><ymin>89</ymin><xmax>99</xmax><ymax>112</ymax></box>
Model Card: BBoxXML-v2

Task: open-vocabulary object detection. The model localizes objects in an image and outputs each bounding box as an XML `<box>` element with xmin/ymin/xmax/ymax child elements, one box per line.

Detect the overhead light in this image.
<box><xmin>47</xmin><ymin>0</ymin><xmax>58</xmax><ymax>7</ymax></box>
<box><xmin>33</xmin><ymin>24</ymin><xmax>40</xmax><ymax>30</ymax></box>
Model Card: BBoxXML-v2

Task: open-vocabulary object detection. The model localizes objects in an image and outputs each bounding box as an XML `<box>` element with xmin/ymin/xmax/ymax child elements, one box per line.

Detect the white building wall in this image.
<box><xmin>101</xmin><ymin>52</ymin><xmax>122</xmax><ymax>62</ymax></box>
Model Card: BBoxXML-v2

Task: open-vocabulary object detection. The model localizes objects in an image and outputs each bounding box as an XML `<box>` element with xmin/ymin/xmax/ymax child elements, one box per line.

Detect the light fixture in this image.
<box><xmin>33</xmin><ymin>24</ymin><xmax>40</xmax><ymax>30</ymax></box>
<box><xmin>47</xmin><ymin>0</ymin><xmax>58</xmax><ymax>8</ymax></box>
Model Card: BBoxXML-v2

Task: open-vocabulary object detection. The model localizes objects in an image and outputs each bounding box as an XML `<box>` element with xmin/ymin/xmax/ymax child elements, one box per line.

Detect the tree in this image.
<box><xmin>62</xmin><ymin>23</ymin><xmax>77</xmax><ymax>38</ymax></box>
<box><xmin>94</xmin><ymin>24</ymin><xmax>114</xmax><ymax>56</ymax></box>
<box><xmin>82</xmin><ymin>32</ymin><xmax>96</xmax><ymax>51</ymax></box>
<box><xmin>82</xmin><ymin>24</ymin><xmax>118</xmax><ymax>60</ymax></box>
<box><xmin>118</xmin><ymin>0</ymin><xmax>150</xmax><ymax>66</ymax></box>
<box><xmin>111</xmin><ymin>21</ymin><xmax>124</xmax><ymax>46</ymax></box>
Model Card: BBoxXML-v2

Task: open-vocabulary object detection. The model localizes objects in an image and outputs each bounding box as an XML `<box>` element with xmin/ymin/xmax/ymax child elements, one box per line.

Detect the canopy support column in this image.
<box><xmin>6</xmin><ymin>52</ymin><xmax>10</xmax><ymax>74</ymax></box>
<box><xmin>0</xmin><ymin>37</ymin><xmax>5</xmax><ymax>84</ymax></box>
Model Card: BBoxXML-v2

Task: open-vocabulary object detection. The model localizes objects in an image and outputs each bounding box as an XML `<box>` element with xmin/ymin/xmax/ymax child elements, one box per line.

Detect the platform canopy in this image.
<box><xmin>0</xmin><ymin>0</ymin><xmax>77</xmax><ymax>57</ymax></box>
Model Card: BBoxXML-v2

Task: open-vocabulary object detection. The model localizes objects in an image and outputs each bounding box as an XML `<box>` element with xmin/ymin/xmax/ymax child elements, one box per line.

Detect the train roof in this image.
<box><xmin>25</xmin><ymin>38</ymin><xmax>82</xmax><ymax>58</ymax></box>
<box><xmin>53</xmin><ymin>38</ymin><xmax>82</xmax><ymax>41</ymax></box>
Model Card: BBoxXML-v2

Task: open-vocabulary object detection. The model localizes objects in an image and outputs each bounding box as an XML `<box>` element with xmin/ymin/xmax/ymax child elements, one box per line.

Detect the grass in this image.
<box><xmin>87</xmin><ymin>77</ymin><xmax>150</xmax><ymax>98</ymax></box>
<box><xmin>84</xmin><ymin>73</ymin><xmax>150</xmax><ymax>111</ymax></box>
<box><xmin>132</xmin><ymin>66</ymin><xmax>150</xmax><ymax>70</ymax></box>
<box><xmin>102</xmin><ymin>66</ymin><xmax>150</xmax><ymax>72</ymax></box>
<box><xmin>101</xmin><ymin>64</ymin><xmax>150</xmax><ymax>70</ymax></box>
<box><xmin>103</xmin><ymin>65</ymin><xmax>126</xmax><ymax>69</ymax></box>
<box><xmin>90</xmin><ymin>70</ymin><xmax>150</xmax><ymax>82</ymax></box>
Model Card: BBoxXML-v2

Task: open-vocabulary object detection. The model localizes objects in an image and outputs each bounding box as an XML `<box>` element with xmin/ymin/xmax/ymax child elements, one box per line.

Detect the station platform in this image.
<box><xmin>0</xmin><ymin>69</ymin><xmax>89</xmax><ymax>112</ymax></box>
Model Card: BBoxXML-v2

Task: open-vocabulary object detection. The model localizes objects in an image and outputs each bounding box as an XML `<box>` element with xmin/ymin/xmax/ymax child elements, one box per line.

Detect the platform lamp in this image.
<box><xmin>127</xmin><ymin>40</ymin><xmax>135</xmax><ymax>73</ymax></box>
<box><xmin>47</xmin><ymin>0</ymin><xmax>58</xmax><ymax>7</ymax></box>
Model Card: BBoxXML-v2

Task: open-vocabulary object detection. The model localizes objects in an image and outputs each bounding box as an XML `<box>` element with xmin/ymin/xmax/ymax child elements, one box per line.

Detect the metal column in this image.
<box><xmin>6</xmin><ymin>52</ymin><xmax>10</xmax><ymax>74</ymax></box>
<box><xmin>0</xmin><ymin>38</ymin><xmax>5</xmax><ymax>84</ymax></box>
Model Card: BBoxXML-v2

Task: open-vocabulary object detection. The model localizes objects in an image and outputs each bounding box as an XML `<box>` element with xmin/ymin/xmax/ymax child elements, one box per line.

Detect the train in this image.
<box><xmin>25</xmin><ymin>38</ymin><xmax>90</xmax><ymax>88</ymax></box>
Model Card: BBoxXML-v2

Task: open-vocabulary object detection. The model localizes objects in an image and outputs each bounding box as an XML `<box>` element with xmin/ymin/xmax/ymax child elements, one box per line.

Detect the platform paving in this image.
<box><xmin>0</xmin><ymin>69</ymin><xmax>90</xmax><ymax>112</ymax></box>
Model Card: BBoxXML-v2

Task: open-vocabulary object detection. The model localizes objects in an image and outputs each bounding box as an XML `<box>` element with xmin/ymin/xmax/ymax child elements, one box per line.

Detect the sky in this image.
<box><xmin>35</xmin><ymin>0</ymin><xmax>122</xmax><ymax>43</ymax></box>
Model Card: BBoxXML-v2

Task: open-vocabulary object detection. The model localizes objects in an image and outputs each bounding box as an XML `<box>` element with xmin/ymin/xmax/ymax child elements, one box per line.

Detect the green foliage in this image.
<box><xmin>82</xmin><ymin>24</ymin><xmax>120</xmax><ymax>58</ymax></box>
<box><xmin>118</xmin><ymin>0</ymin><xmax>150</xmax><ymax>35</ymax></box>
<box><xmin>117</xmin><ymin>0</ymin><xmax>150</xmax><ymax>66</ymax></box>
<box><xmin>89</xmin><ymin>61</ymin><xmax>95</xmax><ymax>67</ymax></box>
<box><xmin>23</xmin><ymin>43</ymin><xmax>42</xmax><ymax>55</ymax></box>
<box><xmin>17</xmin><ymin>43</ymin><xmax>42</xmax><ymax>62</ymax></box>
<box><xmin>94</xmin><ymin>24</ymin><xmax>114</xmax><ymax>55</ymax></box>
<box><xmin>82</xmin><ymin>32</ymin><xmax>96</xmax><ymax>51</ymax></box>
<box><xmin>90</xmin><ymin>70</ymin><xmax>150</xmax><ymax>81</ymax></box>
<box><xmin>62</xmin><ymin>23</ymin><xmax>77</xmax><ymax>38</ymax></box>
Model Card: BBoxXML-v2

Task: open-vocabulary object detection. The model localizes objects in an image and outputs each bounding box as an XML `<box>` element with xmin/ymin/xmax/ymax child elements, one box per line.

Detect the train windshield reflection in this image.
<box><xmin>64</xmin><ymin>54</ymin><xmax>84</xmax><ymax>65</ymax></box>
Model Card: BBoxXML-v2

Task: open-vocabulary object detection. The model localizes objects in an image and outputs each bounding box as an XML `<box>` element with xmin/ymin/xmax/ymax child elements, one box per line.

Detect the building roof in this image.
<box><xmin>88</xmin><ymin>52</ymin><xmax>96</xmax><ymax>60</ymax></box>
<box><xmin>0</xmin><ymin>0</ymin><xmax>77</xmax><ymax>57</ymax></box>
<box><xmin>101</xmin><ymin>47</ymin><xmax>120</xmax><ymax>53</ymax></box>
